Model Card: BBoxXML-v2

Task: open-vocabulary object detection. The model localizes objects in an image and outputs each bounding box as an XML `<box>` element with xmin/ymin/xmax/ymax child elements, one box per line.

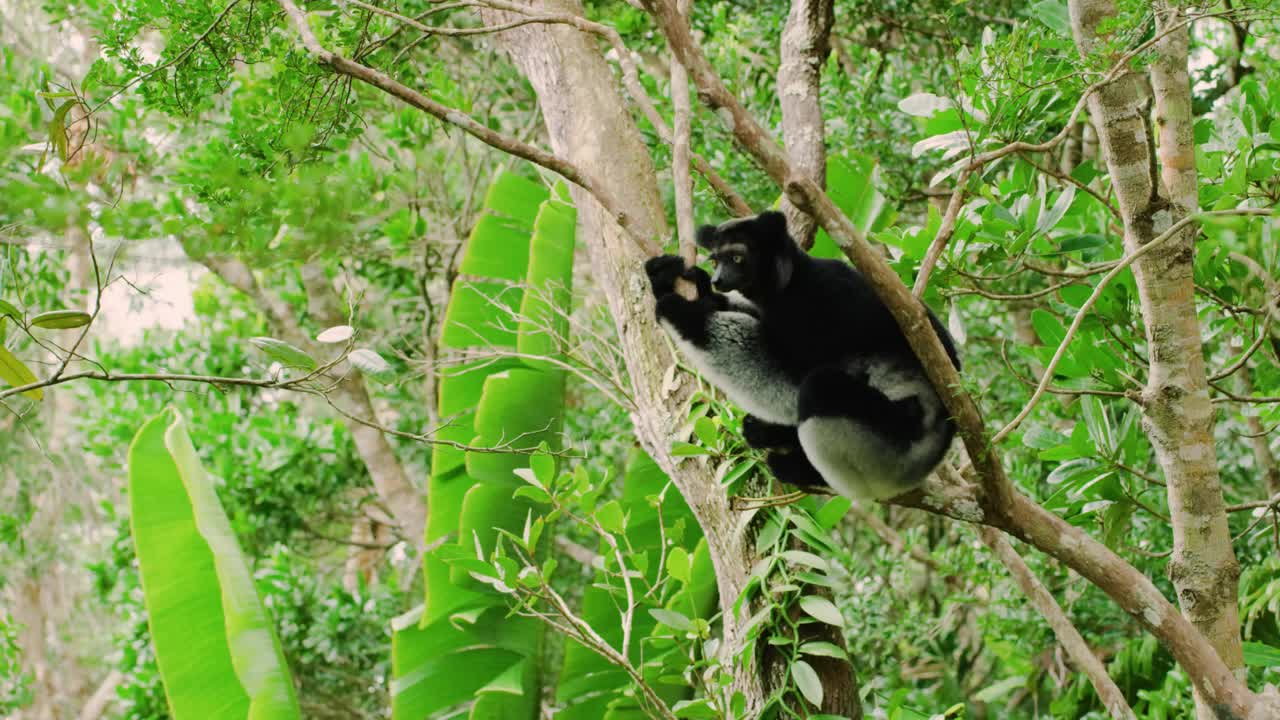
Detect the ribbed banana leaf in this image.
<box><xmin>128</xmin><ymin>409</ymin><xmax>300</xmax><ymax>720</ymax></box>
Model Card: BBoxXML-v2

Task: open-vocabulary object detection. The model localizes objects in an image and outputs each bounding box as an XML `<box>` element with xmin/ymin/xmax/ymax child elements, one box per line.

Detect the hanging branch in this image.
<box><xmin>275</xmin><ymin>0</ymin><xmax>660</xmax><ymax>255</ymax></box>
<box><xmin>669</xmin><ymin>0</ymin><xmax>698</xmax><ymax>299</ymax></box>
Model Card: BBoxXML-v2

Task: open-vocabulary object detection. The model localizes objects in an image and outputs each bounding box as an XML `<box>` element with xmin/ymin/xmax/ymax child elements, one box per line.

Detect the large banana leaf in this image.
<box><xmin>128</xmin><ymin>409</ymin><xmax>300</xmax><ymax>720</ymax></box>
<box><xmin>392</xmin><ymin>171</ymin><xmax>575</xmax><ymax>720</ymax></box>
<box><xmin>808</xmin><ymin>153</ymin><xmax>894</xmax><ymax>260</ymax></box>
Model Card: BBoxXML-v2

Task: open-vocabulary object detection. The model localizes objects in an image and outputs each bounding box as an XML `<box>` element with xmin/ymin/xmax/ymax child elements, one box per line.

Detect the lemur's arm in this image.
<box><xmin>645</xmin><ymin>255</ymin><xmax>796</xmax><ymax>425</ymax></box>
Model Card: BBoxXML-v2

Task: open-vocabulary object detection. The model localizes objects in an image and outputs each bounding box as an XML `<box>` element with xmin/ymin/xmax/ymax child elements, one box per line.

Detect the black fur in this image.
<box><xmin>645</xmin><ymin>211</ymin><xmax>962</xmax><ymax>500</ymax></box>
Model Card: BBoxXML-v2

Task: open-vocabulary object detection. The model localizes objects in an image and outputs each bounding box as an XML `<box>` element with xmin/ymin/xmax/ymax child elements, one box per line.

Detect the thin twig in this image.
<box><xmin>993</xmin><ymin>209</ymin><xmax>1274</xmax><ymax>444</ymax></box>
<box><xmin>274</xmin><ymin>0</ymin><xmax>658</xmax><ymax>255</ymax></box>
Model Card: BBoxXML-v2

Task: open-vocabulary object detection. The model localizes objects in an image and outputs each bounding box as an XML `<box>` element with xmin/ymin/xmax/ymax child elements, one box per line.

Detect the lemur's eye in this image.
<box><xmin>731</xmin><ymin>254</ymin><xmax>744</xmax><ymax>264</ymax></box>
<box><xmin>709</xmin><ymin>256</ymin><xmax>719</xmax><ymax>267</ymax></box>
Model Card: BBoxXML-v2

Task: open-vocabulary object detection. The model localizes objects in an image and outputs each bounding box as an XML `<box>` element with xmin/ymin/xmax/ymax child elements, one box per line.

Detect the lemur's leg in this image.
<box><xmin>742</xmin><ymin>414</ymin><xmax>798</xmax><ymax>449</ymax></box>
<box><xmin>741</xmin><ymin>415</ymin><xmax>830</xmax><ymax>489</ymax></box>
<box><xmin>795</xmin><ymin>366</ymin><xmax>929</xmax><ymax>500</ymax></box>
<box><xmin>765</xmin><ymin>449</ymin><xmax>828</xmax><ymax>488</ymax></box>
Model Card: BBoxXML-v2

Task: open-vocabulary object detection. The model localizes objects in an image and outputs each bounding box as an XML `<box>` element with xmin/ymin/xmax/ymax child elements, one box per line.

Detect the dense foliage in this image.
<box><xmin>2</xmin><ymin>0</ymin><xmax>1280</xmax><ymax>718</ymax></box>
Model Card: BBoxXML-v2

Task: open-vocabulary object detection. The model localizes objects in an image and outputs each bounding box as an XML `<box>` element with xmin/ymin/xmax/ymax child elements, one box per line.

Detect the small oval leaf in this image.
<box><xmin>0</xmin><ymin>299</ymin><xmax>21</xmax><ymax>321</ymax></box>
<box><xmin>791</xmin><ymin>660</ymin><xmax>824</xmax><ymax>706</ymax></box>
<box><xmin>596</xmin><ymin>500</ymin><xmax>626</xmax><ymax>534</ymax></box>
<box><xmin>248</xmin><ymin>337</ymin><xmax>317</xmax><ymax>370</ymax></box>
<box><xmin>30</xmin><ymin>309</ymin><xmax>91</xmax><ymax>329</ymax></box>
<box><xmin>316</xmin><ymin>325</ymin><xmax>354</xmax><ymax>344</ymax></box>
<box><xmin>799</xmin><ymin>641</ymin><xmax>848</xmax><ymax>660</ymax></box>
<box><xmin>348</xmin><ymin>348</ymin><xmax>394</xmax><ymax>381</ymax></box>
<box><xmin>798</xmin><ymin>595</ymin><xmax>844</xmax><ymax>627</ymax></box>
<box><xmin>0</xmin><ymin>344</ymin><xmax>43</xmax><ymax>400</ymax></box>
<box><xmin>666</xmin><ymin>546</ymin><xmax>691</xmax><ymax>584</ymax></box>
<box><xmin>649</xmin><ymin>608</ymin><xmax>693</xmax><ymax>632</ymax></box>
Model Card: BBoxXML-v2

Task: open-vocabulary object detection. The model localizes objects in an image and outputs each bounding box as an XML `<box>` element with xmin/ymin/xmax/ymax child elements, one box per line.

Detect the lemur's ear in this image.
<box><xmin>757</xmin><ymin>211</ymin><xmax>788</xmax><ymax>239</ymax></box>
<box><xmin>756</xmin><ymin>211</ymin><xmax>794</xmax><ymax>290</ymax></box>
<box><xmin>695</xmin><ymin>224</ymin><xmax>720</xmax><ymax>250</ymax></box>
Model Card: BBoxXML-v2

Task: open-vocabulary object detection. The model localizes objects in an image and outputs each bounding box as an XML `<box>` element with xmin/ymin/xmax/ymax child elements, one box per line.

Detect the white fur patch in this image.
<box><xmin>796</xmin><ymin>358</ymin><xmax>949</xmax><ymax>500</ymax></box>
<box><xmin>660</xmin><ymin>312</ymin><xmax>798</xmax><ymax>425</ymax></box>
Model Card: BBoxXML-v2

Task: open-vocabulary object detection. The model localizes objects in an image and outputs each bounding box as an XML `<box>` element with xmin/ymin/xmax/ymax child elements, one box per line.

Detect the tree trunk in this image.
<box><xmin>777</xmin><ymin>0</ymin><xmax>833</xmax><ymax>249</ymax></box>
<box><xmin>769</xmin><ymin>1</ymin><xmax>860</xmax><ymax>714</ymax></box>
<box><xmin>1069</xmin><ymin>3</ymin><xmax>1244</xmax><ymax>717</ymax></box>
<box><xmin>485</xmin><ymin>0</ymin><xmax>770</xmax><ymax>710</ymax></box>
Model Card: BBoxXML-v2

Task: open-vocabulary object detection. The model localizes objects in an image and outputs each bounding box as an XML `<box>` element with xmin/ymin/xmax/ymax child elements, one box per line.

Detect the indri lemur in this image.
<box><xmin>645</xmin><ymin>211</ymin><xmax>961</xmax><ymax>501</ymax></box>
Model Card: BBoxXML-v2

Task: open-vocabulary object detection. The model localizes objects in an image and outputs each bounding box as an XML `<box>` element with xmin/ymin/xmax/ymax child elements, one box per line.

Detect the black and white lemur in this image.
<box><xmin>645</xmin><ymin>211</ymin><xmax>961</xmax><ymax>501</ymax></box>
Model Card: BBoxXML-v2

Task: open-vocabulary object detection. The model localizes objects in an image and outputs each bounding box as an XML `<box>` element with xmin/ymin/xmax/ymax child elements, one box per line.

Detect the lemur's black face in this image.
<box><xmin>708</xmin><ymin>241</ymin><xmax>756</xmax><ymax>293</ymax></box>
<box><xmin>695</xmin><ymin>211</ymin><xmax>794</xmax><ymax>299</ymax></box>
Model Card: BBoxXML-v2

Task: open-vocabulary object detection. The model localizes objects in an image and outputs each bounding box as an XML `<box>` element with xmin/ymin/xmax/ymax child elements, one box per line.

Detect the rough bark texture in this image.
<box><xmin>979</xmin><ymin>529</ymin><xmax>1136</xmax><ymax>720</ymax></box>
<box><xmin>777</xmin><ymin>0</ymin><xmax>833</xmax><ymax>249</ymax></box>
<box><xmin>1070</xmin><ymin>5</ymin><xmax>1244</xmax><ymax>718</ymax></box>
<box><xmin>484</xmin><ymin>0</ymin><xmax>769</xmax><ymax>709</ymax></box>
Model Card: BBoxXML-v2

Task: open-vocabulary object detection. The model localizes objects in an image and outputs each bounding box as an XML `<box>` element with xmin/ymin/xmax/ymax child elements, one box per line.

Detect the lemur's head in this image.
<box><xmin>696</xmin><ymin>211</ymin><xmax>797</xmax><ymax>300</ymax></box>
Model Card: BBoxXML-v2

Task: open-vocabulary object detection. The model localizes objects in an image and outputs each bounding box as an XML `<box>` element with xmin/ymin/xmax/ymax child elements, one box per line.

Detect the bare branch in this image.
<box><xmin>979</xmin><ymin>529</ymin><xmax>1138</xmax><ymax>720</ymax></box>
<box><xmin>274</xmin><ymin>0</ymin><xmax>659</xmax><ymax>255</ymax></box>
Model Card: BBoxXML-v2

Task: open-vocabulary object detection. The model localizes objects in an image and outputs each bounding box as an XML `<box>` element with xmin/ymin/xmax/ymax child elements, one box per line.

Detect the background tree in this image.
<box><xmin>2</xmin><ymin>0</ymin><xmax>1280</xmax><ymax>718</ymax></box>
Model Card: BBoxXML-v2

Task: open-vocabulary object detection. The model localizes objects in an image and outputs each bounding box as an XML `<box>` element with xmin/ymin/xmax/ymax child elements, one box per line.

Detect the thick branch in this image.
<box><xmin>777</xmin><ymin>0</ymin><xmax>833</xmax><ymax>249</ymax></box>
<box><xmin>979</xmin><ymin>529</ymin><xmax>1137</xmax><ymax>720</ymax></box>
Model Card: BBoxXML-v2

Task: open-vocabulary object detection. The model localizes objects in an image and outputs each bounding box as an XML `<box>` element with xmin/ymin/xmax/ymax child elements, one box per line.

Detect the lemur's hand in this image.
<box><xmin>644</xmin><ymin>255</ymin><xmax>686</xmax><ymax>299</ymax></box>
<box><xmin>645</xmin><ymin>255</ymin><xmax>712</xmax><ymax>299</ymax></box>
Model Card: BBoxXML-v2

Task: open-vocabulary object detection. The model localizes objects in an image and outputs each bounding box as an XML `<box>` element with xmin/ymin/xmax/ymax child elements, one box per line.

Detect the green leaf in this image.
<box><xmin>529</xmin><ymin>452</ymin><xmax>556</xmax><ymax>487</ymax></box>
<box><xmin>477</xmin><ymin>659</ymin><xmax>526</xmax><ymax>695</ymax></box>
<box><xmin>1035</xmin><ymin>187</ymin><xmax>1075</xmax><ymax>234</ymax></box>
<box><xmin>596</xmin><ymin>500</ymin><xmax>626</xmax><ymax>534</ymax></box>
<box><xmin>799</xmin><ymin>641</ymin><xmax>848</xmax><ymax>660</ymax></box>
<box><xmin>1243</xmin><ymin>642</ymin><xmax>1280</xmax><ymax>667</ymax></box>
<box><xmin>649</xmin><ymin>608</ymin><xmax>693</xmax><ymax>632</ymax></box>
<box><xmin>0</xmin><ymin>344</ymin><xmax>42</xmax><ymax>400</ymax></box>
<box><xmin>791</xmin><ymin>660</ymin><xmax>824</xmax><ymax>706</ymax></box>
<box><xmin>1031</xmin><ymin>0</ymin><xmax>1071</xmax><ymax>36</ymax></box>
<box><xmin>693</xmin><ymin>416</ymin><xmax>718</xmax><ymax>446</ymax></box>
<box><xmin>974</xmin><ymin>676</ymin><xmax>1026</xmax><ymax>703</ymax></box>
<box><xmin>672</xmin><ymin>698</ymin><xmax>718</xmax><ymax>718</ymax></box>
<box><xmin>671</xmin><ymin>441</ymin><xmax>708</xmax><ymax>457</ymax></box>
<box><xmin>128</xmin><ymin>409</ymin><xmax>300</xmax><ymax>720</ymax></box>
<box><xmin>667</xmin><ymin>546</ymin><xmax>692</xmax><ymax>584</ymax></box>
<box><xmin>49</xmin><ymin>99</ymin><xmax>77</xmax><ymax>161</ymax></box>
<box><xmin>780</xmin><ymin>550</ymin><xmax>828</xmax><ymax>570</ymax></box>
<box><xmin>798</xmin><ymin>596</ymin><xmax>844</xmax><ymax>627</ymax></box>
<box><xmin>815</xmin><ymin>496</ymin><xmax>852</xmax><ymax>529</ymax></box>
<box><xmin>1030</xmin><ymin>310</ymin><xmax>1066</xmax><ymax>346</ymax></box>
<box><xmin>512</xmin><ymin>485</ymin><xmax>552</xmax><ymax>504</ymax></box>
<box><xmin>0</xmin><ymin>299</ymin><xmax>20</xmax><ymax>321</ymax></box>
<box><xmin>348</xmin><ymin>348</ymin><xmax>395</xmax><ymax>381</ymax></box>
<box><xmin>1054</xmin><ymin>233</ymin><xmax>1108</xmax><ymax>254</ymax></box>
<box><xmin>29</xmin><ymin>309</ymin><xmax>91</xmax><ymax>329</ymax></box>
<box><xmin>755</xmin><ymin>517</ymin><xmax>783</xmax><ymax>554</ymax></box>
<box><xmin>248</xmin><ymin>337</ymin><xmax>317</xmax><ymax>370</ymax></box>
